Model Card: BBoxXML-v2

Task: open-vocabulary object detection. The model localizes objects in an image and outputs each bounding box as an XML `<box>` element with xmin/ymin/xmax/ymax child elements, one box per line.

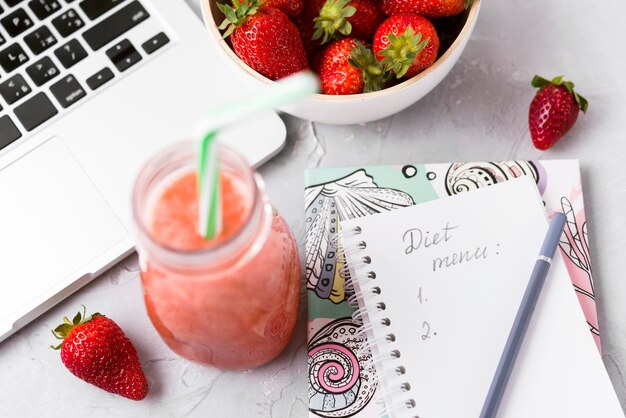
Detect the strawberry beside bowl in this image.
<box><xmin>201</xmin><ymin>0</ymin><xmax>481</xmax><ymax>125</ymax></box>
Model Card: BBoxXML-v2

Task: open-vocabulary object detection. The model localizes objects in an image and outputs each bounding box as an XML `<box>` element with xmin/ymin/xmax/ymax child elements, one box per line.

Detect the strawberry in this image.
<box><xmin>218</xmin><ymin>0</ymin><xmax>309</xmax><ymax>80</ymax></box>
<box><xmin>381</xmin><ymin>0</ymin><xmax>472</xmax><ymax>19</ymax></box>
<box><xmin>319</xmin><ymin>38</ymin><xmax>388</xmax><ymax>94</ymax></box>
<box><xmin>312</xmin><ymin>0</ymin><xmax>383</xmax><ymax>44</ymax></box>
<box><xmin>529</xmin><ymin>75</ymin><xmax>588</xmax><ymax>150</ymax></box>
<box><xmin>51</xmin><ymin>306</ymin><xmax>148</xmax><ymax>401</ymax></box>
<box><xmin>299</xmin><ymin>0</ymin><xmax>328</xmax><ymax>56</ymax></box>
<box><xmin>373</xmin><ymin>14</ymin><xmax>439</xmax><ymax>78</ymax></box>
<box><xmin>263</xmin><ymin>0</ymin><xmax>304</xmax><ymax>19</ymax></box>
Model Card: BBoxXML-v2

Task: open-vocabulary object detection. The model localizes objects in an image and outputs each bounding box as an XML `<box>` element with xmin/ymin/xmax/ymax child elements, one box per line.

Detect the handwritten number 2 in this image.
<box><xmin>421</xmin><ymin>321</ymin><xmax>431</xmax><ymax>340</ymax></box>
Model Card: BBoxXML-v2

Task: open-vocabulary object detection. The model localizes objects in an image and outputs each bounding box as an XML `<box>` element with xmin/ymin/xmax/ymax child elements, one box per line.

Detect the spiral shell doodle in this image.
<box><xmin>445</xmin><ymin>161</ymin><xmax>540</xmax><ymax>196</ymax></box>
<box><xmin>305</xmin><ymin>170</ymin><xmax>413</xmax><ymax>303</ymax></box>
<box><xmin>308</xmin><ymin>318</ymin><xmax>377</xmax><ymax>417</ymax></box>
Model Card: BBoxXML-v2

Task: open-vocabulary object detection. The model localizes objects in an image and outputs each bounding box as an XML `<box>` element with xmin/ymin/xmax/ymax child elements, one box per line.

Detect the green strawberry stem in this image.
<box><xmin>312</xmin><ymin>0</ymin><xmax>357</xmax><ymax>44</ymax></box>
<box><xmin>465</xmin><ymin>0</ymin><xmax>473</xmax><ymax>9</ymax></box>
<box><xmin>348</xmin><ymin>41</ymin><xmax>390</xmax><ymax>92</ymax></box>
<box><xmin>217</xmin><ymin>0</ymin><xmax>263</xmax><ymax>39</ymax></box>
<box><xmin>378</xmin><ymin>25</ymin><xmax>428</xmax><ymax>79</ymax></box>
<box><xmin>532</xmin><ymin>75</ymin><xmax>588</xmax><ymax>113</ymax></box>
<box><xmin>50</xmin><ymin>305</ymin><xmax>101</xmax><ymax>350</ymax></box>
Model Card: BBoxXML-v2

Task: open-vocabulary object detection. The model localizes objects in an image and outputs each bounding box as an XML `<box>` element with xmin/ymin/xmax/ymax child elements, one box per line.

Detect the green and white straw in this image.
<box><xmin>197</xmin><ymin>130</ymin><xmax>222</xmax><ymax>239</ymax></box>
<box><xmin>196</xmin><ymin>72</ymin><xmax>319</xmax><ymax>240</ymax></box>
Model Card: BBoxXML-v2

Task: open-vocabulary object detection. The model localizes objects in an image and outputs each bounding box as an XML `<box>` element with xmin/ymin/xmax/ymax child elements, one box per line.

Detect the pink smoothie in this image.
<box><xmin>141</xmin><ymin>171</ymin><xmax>300</xmax><ymax>370</ymax></box>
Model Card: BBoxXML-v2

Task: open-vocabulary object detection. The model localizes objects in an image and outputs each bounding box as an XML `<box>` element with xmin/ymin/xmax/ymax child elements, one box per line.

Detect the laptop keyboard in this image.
<box><xmin>0</xmin><ymin>0</ymin><xmax>171</xmax><ymax>151</ymax></box>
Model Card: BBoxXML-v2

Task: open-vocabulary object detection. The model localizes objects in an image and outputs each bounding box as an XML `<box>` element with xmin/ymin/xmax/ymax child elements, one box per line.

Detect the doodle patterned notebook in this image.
<box><xmin>305</xmin><ymin>160</ymin><xmax>600</xmax><ymax>418</ymax></box>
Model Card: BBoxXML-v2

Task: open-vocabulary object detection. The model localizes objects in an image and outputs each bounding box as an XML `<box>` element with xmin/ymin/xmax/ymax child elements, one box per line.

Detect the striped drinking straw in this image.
<box><xmin>196</xmin><ymin>72</ymin><xmax>319</xmax><ymax>240</ymax></box>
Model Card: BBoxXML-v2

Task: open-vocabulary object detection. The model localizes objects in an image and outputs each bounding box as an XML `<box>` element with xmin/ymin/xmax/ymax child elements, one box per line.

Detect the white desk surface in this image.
<box><xmin>2</xmin><ymin>0</ymin><xmax>626</xmax><ymax>416</ymax></box>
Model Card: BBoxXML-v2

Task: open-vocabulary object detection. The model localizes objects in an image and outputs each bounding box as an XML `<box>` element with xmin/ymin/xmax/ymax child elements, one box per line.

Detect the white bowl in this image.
<box><xmin>201</xmin><ymin>0</ymin><xmax>481</xmax><ymax>125</ymax></box>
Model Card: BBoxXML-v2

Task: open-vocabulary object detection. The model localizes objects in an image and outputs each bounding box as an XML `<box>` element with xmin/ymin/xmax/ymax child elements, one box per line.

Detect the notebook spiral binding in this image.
<box><xmin>334</xmin><ymin>226</ymin><xmax>419</xmax><ymax>418</ymax></box>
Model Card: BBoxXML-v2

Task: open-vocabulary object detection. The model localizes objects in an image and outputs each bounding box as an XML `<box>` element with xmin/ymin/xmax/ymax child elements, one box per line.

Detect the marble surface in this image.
<box><xmin>2</xmin><ymin>0</ymin><xmax>626</xmax><ymax>416</ymax></box>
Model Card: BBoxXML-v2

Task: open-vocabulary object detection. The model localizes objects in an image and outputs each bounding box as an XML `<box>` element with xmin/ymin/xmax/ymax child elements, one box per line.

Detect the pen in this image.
<box><xmin>479</xmin><ymin>212</ymin><xmax>567</xmax><ymax>418</ymax></box>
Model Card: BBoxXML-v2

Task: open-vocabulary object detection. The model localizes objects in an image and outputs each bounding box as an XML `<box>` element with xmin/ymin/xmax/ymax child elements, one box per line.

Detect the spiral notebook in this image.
<box><xmin>305</xmin><ymin>160</ymin><xmax>603</xmax><ymax>418</ymax></box>
<box><xmin>339</xmin><ymin>177</ymin><xmax>621</xmax><ymax>417</ymax></box>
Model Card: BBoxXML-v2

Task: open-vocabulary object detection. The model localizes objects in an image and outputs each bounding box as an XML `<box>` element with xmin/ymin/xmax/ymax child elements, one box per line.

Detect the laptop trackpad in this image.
<box><xmin>0</xmin><ymin>137</ymin><xmax>127</xmax><ymax>323</ymax></box>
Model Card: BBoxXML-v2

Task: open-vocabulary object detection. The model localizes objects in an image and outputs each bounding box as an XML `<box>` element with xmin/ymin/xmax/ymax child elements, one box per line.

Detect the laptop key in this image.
<box><xmin>1</xmin><ymin>8</ymin><xmax>34</xmax><ymax>37</ymax></box>
<box><xmin>86</xmin><ymin>67</ymin><xmax>113</xmax><ymax>90</ymax></box>
<box><xmin>142</xmin><ymin>32</ymin><xmax>169</xmax><ymax>55</ymax></box>
<box><xmin>82</xmin><ymin>1</ymin><xmax>149</xmax><ymax>51</ymax></box>
<box><xmin>50</xmin><ymin>74</ymin><xmax>85</xmax><ymax>108</ymax></box>
<box><xmin>5</xmin><ymin>0</ymin><xmax>26</xmax><ymax>6</ymax></box>
<box><xmin>106</xmin><ymin>39</ymin><xmax>141</xmax><ymax>72</ymax></box>
<box><xmin>0</xmin><ymin>115</ymin><xmax>22</xmax><ymax>150</ymax></box>
<box><xmin>26</xmin><ymin>56</ymin><xmax>59</xmax><ymax>86</ymax></box>
<box><xmin>79</xmin><ymin>0</ymin><xmax>126</xmax><ymax>20</ymax></box>
<box><xmin>24</xmin><ymin>25</ymin><xmax>57</xmax><ymax>55</ymax></box>
<box><xmin>0</xmin><ymin>74</ymin><xmax>31</xmax><ymax>105</ymax></box>
<box><xmin>0</xmin><ymin>34</ymin><xmax>6</xmax><ymax>48</ymax></box>
<box><xmin>28</xmin><ymin>0</ymin><xmax>62</xmax><ymax>20</ymax></box>
<box><xmin>14</xmin><ymin>92</ymin><xmax>57</xmax><ymax>131</ymax></box>
<box><xmin>54</xmin><ymin>38</ymin><xmax>87</xmax><ymax>69</ymax></box>
<box><xmin>0</xmin><ymin>43</ymin><xmax>29</xmax><ymax>72</ymax></box>
<box><xmin>51</xmin><ymin>8</ymin><xmax>84</xmax><ymax>37</ymax></box>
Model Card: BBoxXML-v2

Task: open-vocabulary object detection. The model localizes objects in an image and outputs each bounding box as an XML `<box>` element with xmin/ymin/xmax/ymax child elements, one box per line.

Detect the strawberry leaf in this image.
<box><xmin>343</xmin><ymin>5</ymin><xmax>356</xmax><ymax>17</ymax></box>
<box><xmin>313</xmin><ymin>0</ymin><xmax>356</xmax><ymax>44</ymax></box>
<box><xmin>222</xmin><ymin>24</ymin><xmax>236</xmax><ymax>39</ymax></box>
<box><xmin>575</xmin><ymin>92</ymin><xmax>589</xmax><ymax>113</ymax></box>
<box><xmin>465</xmin><ymin>0</ymin><xmax>473</xmax><ymax>9</ymax></box>
<box><xmin>50</xmin><ymin>307</ymin><xmax>102</xmax><ymax>349</ymax></box>
<box><xmin>551</xmin><ymin>75</ymin><xmax>564</xmax><ymax>85</ymax></box>
<box><xmin>340</xmin><ymin>21</ymin><xmax>353</xmax><ymax>37</ymax></box>
<box><xmin>348</xmin><ymin>40</ymin><xmax>391</xmax><ymax>92</ymax></box>
<box><xmin>379</xmin><ymin>25</ymin><xmax>428</xmax><ymax>79</ymax></box>
<box><xmin>531</xmin><ymin>75</ymin><xmax>552</xmax><ymax>89</ymax></box>
<box><xmin>240</xmin><ymin>1</ymin><xmax>249</xmax><ymax>15</ymax></box>
<box><xmin>217</xmin><ymin>0</ymin><xmax>263</xmax><ymax>39</ymax></box>
<box><xmin>223</xmin><ymin>7</ymin><xmax>238</xmax><ymax>24</ymax></box>
<box><xmin>562</xmin><ymin>81</ymin><xmax>575</xmax><ymax>93</ymax></box>
<box><xmin>53</xmin><ymin>323</ymin><xmax>73</xmax><ymax>337</ymax></box>
<box><xmin>218</xmin><ymin>18</ymin><xmax>230</xmax><ymax>30</ymax></box>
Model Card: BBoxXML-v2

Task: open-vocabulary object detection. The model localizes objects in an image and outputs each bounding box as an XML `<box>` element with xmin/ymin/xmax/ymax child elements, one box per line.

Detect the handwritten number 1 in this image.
<box><xmin>417</xmin><ymin>286</ymin><xmax>423</xmax><ymax>304</ymax></box>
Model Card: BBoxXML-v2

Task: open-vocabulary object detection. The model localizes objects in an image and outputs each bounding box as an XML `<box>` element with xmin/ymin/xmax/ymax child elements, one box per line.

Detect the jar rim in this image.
<box><xmin>132</xmin><ymin>140</ymin><xmax>270</xmax><ymax>268</ymax></box>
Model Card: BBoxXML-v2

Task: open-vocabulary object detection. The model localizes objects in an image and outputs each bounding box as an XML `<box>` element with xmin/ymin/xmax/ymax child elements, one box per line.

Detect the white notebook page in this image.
<box><xmin>341</xmin><ymin>177</ymin><xmax>622</xmax><ymax>418</ymax></box>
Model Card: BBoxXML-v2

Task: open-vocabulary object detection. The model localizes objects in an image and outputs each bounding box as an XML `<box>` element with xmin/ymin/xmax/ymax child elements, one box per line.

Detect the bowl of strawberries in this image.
<box><xmin>202</xmin><ymin>0</ymin><xmax>481</xmax><ymax>124</ymax></box>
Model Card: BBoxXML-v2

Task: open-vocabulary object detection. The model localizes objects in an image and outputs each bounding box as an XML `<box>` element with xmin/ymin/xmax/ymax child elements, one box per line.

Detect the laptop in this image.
<box><xmin>0</xmin><ymin>0</ymin><xmax>287</xmax><ymax>342</ymax></box>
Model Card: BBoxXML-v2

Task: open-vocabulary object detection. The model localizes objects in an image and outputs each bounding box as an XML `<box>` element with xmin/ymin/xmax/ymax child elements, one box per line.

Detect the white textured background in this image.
<box><xmin>1</xmin><ymin>0</ymin><xmax>625</xmax><ymax>416</ymax></box>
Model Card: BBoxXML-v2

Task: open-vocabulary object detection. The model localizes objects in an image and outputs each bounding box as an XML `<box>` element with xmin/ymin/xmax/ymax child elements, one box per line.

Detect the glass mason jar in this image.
<box><xmin>132</xmin><ymin>142</ymin><xmax>300</xmax><ymax>370</ymax></box>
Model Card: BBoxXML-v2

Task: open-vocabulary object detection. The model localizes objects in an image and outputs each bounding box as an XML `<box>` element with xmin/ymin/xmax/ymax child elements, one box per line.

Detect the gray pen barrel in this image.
<box><xmin>479</xmin><ymin>260</ymin><xmax>551</xmax><ymax>418</ymax></box>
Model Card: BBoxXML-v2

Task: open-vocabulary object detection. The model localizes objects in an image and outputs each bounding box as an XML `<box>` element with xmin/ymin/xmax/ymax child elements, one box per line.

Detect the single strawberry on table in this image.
<box><xmin>528</xmin><ymin>75</ymin><xmax>588</xmax><ymax>150</ymax></box>
<box><xmin>373</xmin><ymin>14</ymin><xmax>440</xmax><ymax>78</ymax></box>
<box><xmin>381</xmin><ymin>0</ymin><xmax>472</xmax><ymax>19</ymax></box>
<box><xmin>319</xmin><ymin>38</ymin><xmax>389</xmax><ymax>94</ymax></box>
<box><xmin>312</xmin><ymin>0</ymin><xmax>383</xmax><ymax>44</ymax></box>
<box><xmin>263</xmin><ymin>0</ymin><xmax>304</xmax><ymax>19</ymax></box>
<box><xmin>51</xmin><ymin>306</ymin><xmax>148</xmax><ymax>401</ymax></box>
<box><xmin>218</xmin><ymin>0</ymin><xmax>309</xmax><ymax>80</ymax></box>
